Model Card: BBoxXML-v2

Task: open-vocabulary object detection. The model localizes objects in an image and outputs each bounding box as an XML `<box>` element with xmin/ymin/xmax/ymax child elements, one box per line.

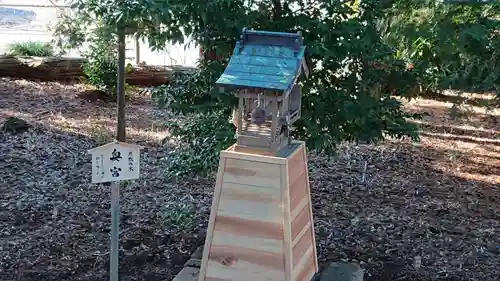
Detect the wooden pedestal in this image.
<box><xmin>198</xmin><ymin>141</ymin><xmax>318</xmax><ymax>281</ymax></box>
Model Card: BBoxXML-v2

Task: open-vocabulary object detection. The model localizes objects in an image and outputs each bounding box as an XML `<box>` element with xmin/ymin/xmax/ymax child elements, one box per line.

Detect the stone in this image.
<box><xmin>250</xmin><ymin>106</ymin><xmax>267</xmax><ymax>124</ymax></box>
<box><xmin>172</xmin><ymin>267</ymin><xmax>199</xmax><ymax>281</ymax></box>
<box><xmin>318</xmin><ymin>262</ymin><xmax>364</xmax><ymax>281</ymax></box>
<box><xmin>2</xmin><ymin>117</ymin><xmax>32</xmax><ymax>134</ymax></box>
<box><xmin>192</xmin><ymin>246</ymin><xmax>204</xmax><ymax>259</ymax></box>
<box><xmin>184</xmin><ymin>258</ymin><xmax>201</xmax><ymax>268</ymax></box>
<box><xmin>184</xmin><ymin>246</ymin><xmax>203</xmax><ymax>268</ymax></box>
<box><xmin>77</xmin><ymin>89</ymin><xmax>113</xmax><ymax>102</ymax></box>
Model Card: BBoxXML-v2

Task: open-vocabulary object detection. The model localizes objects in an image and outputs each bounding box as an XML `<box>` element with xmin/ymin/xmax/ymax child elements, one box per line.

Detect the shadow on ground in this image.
<box><xmin>0</xmin><ymin>122</ymin><xmax>205</xmax><ymax>281</ymax></box>
<box><xmin>1</xmin><ymin>79</ymin><xmax>499</xmax><ymax>281</ymax></box>
<box><xmin>309</xmin><ymin>140</ymin><xmax>499</xmax><ymax>281</ymax></box>
<box><xmin>309</xmin><ymin>98</ymin><xmax>499</xmax><ymax>281</ymax></box>
<box><xmin>419</xmin><ymin>90</ymin><xmax>498</xmax><ymax>108</ymax></box>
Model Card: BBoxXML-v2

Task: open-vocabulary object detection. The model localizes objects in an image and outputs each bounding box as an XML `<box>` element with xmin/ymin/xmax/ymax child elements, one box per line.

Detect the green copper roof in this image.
<box><xmin>216</xmin><ymin>29</ymin><xmax>307</xmax><ymax>93</ymax></box>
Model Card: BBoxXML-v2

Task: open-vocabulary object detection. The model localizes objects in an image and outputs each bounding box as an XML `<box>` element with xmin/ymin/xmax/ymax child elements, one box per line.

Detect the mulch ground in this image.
<box><xmin>0</xmin><ymin>78</ymin><xmax>499</xmax><ymax>281</ymax></box>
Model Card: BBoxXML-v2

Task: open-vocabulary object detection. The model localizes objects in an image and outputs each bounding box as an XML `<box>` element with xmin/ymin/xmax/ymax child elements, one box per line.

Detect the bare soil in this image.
<box><xmin>0</xmin><ymin>78</ymin><xmax>499</xmax><ymax>281</ymax></box>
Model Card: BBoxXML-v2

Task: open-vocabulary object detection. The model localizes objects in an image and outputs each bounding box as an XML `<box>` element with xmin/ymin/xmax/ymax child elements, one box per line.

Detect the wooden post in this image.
<box><xmin>198</xmin><ymin>141</ymin><xmax>317</xmax><ymax>281</ymax></box>
<box><xmin>110</xmin><ymin>26</ymin><xmax>126</xmax><ymax>281</ymax></box>
<box><xmin>237</xmin><ymin>95</ymin><xmax>244</xmax><ymax>143</ymax></box>
<box><xmin>135</xmin><ymin>37</ymin><xmax>141</xmax><ymax>65</ymax></box>
<box><xmin>270</xmin><ymin>96</ymin><xmax>278</xmax><ymax>151</ymax></box>
<box><xmin>109</xmin><ymin>182</ymin><xmax>120</xmax><ymax>281</ymax></box>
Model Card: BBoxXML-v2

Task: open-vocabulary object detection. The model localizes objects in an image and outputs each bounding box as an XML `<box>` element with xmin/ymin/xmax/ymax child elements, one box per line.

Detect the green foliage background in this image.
<box><xmin>81</xmin><ymin>23</ymin><xmax>120</xmax><ymax>95</ymax></box>
<box><xmin>380</xmin><ymin>0</ymin><xmax>500</xmax><ymax>93</ymax></box>
<box><xmin>152</xmin><ymin>0</ymin><xmax>422</xmax><ymax>176</ymax></box>
<box><xmin>53</xmin><ymin>0</ymin><xmax>498</xmax><ymax>177</ymax></box>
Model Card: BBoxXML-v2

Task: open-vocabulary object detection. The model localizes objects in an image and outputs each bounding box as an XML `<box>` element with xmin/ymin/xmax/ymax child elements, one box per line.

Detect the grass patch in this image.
<box><xmin>89</xmin><ymin>123</ymin><xmax>114</xmax><ymax>145</ymax></box>
<box><xmin>156</xmin><ymin>202</ymin><xmax>195</xmax><ymax>232</ymax></box>
<box><xmin>7</xmin><ymin>41</ymin><xmax>55</xmax><ymax>57</ymax></box>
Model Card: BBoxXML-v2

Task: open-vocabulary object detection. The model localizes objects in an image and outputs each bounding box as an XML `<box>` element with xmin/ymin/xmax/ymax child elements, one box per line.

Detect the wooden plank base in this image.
<box><xmin>198</xmin><ymin>141</ymin><xmax>317</xmax><ymax>281</ymax></box>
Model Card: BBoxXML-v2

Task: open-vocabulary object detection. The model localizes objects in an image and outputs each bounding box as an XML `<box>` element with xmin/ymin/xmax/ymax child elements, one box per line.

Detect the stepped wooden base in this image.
<box><xmin>198</xmin><ymin>141</ymin><xmax>318</xmax><ymax>281</ymax></box>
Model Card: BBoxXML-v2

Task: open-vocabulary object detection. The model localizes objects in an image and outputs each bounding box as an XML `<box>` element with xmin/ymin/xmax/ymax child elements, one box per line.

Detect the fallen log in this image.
<box><xmin>0</xmin><ymin>55</ymin><xmax>194</xmax><ymax>86</ymax></box>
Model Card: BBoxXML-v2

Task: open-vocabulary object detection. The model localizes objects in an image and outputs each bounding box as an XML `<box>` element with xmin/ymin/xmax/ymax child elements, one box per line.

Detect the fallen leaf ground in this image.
<box><xmin>0</xmin><ymin>78</ymin><xmax>499</xmax><ymax>281</ymax></box>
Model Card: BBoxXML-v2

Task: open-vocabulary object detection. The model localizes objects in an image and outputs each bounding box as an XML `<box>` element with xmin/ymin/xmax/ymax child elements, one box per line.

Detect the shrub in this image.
<box><xmin>7</xmin><ymin>41</ymin><xmax>55</xmax><ymax>57</ymax></box>
<box><xmin>379</xmin><ymin>1</ymin><xmax>500</xmax><ymax>93</ymax></box>
<box><xmin>81</xmin><ymin>24</ymin><xmax>119</xmax><ymax>96</ymax></box>
<box><xmin>151</xmin><ymin>60</ymin><xmax>237</xmax><ymax>177</ymax></box>
<box><xmin>150</xmin><ymin>1</ymin><xmax>423</xmax><ymax>177</ymax></box>
<box><xmin>81</xmin><ymin>23</ymin><xmax>134</xmax><ymax>98</ymax></box>
<box><xmin>161</xmin><ymin>110</ymin><xmax>235</xmax><ymax>178</ymax></box>
<box><xmin>60</xmin><ymin>0</ymin><xmax>423</xmax><ymax>178</ymax></box>
<box><xmin>152</xmin><ymin>60</ymin><xmax>234</xmax><ymax>114</ymax></box>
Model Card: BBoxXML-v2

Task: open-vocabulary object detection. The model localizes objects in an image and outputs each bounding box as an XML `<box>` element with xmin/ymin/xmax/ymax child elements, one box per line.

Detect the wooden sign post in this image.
<box><xmin>88</xmin><ymin>141</ymin><xmax>143</xmax><ymax>281</ymax></box>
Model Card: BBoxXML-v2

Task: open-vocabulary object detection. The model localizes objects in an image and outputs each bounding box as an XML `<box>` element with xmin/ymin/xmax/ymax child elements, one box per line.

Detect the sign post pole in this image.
<box><xmin>108</xmin><ymin>23</ymin><xmax>126</xmax><ymax>281</ymax></box>
<box><xmin>88</xmin><ymin>141</ymin><xmax>143</xmax><ymax>281</ymax></box>
<box><xmin>110</xmin><ymin>181</ymin><xmax>120</xmax><ymax>281</ymax></box>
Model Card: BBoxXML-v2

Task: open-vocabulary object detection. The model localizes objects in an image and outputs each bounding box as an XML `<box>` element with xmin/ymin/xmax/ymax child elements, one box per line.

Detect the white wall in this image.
<box><xmin>0</xmin><ymin>0</ymin><xmax>199</xmax><ymax>67</ymax></box>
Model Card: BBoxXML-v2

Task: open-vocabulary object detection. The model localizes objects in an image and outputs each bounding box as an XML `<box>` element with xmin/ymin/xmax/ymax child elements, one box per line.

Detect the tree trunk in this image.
<box><xmin>116</xmin><ymin>28</ymin><xmax>126</xmax><ymax>142</ymax></box>
<box><xmin>199</xmin><ymin>47</ymin><xmax>225</xmax><ymax>62</ymax></box>
<box><xmin>0</xmin><ymin>55</ymin><xmax>194</xmax><ymax>86</ymax></box>
<box><xmin>272</xmin><ymin>0</ymin><xmax>282</xmax><ymax>20</ymax></box>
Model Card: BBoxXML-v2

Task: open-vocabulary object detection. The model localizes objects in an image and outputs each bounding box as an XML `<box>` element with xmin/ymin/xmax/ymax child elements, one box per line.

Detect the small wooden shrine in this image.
<box><xmin>217</xmin><ymin>28</ymin><xmax>309</xmax><ymax>155</ymax></box>
<box><xmin>198</xmin><ymin>28</ymin><xmax>317</xmax><ymax>281</ymax></box>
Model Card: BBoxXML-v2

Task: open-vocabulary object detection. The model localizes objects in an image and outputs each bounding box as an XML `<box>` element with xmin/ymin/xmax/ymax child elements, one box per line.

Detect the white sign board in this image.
<box><xmin>88</xmin><ymin>141</ymin><xmax>144</xmax><ymax>183</ymax></box>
